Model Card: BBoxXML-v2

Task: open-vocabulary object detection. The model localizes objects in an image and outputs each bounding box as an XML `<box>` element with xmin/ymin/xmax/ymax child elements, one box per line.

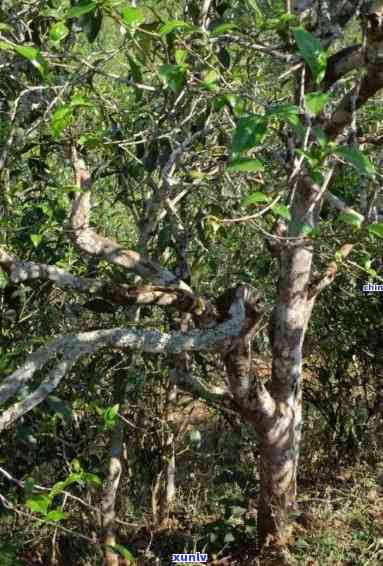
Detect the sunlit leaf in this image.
<box><xmin>70</xmin><ymin>94</ymin><xmax>94</xmax><ymax>107</ymax></box>
<box><xmin>368</xmin><ymin>223</ymin><xmax>383</xmax><ymax>238</ymax></box>
<box><xmin>304</xmin><ymin>92</ymin><xmax>328</xmax><ymax>116</ymax></box>
<box><xmin>30</xmin><ymin>234</ymin><xmax>42</xmax><ymax>248</ymax></box>
<box><xmin>175</xmin><ymin>49</ymin><xmax>187</xmax><ymax>64</ymax></box>
<box><xmin>0</xmin><ymin>41</ymin><xmax>13</xmax><ymax>50</ymax></box>
<box><xmin>121</xmin><ymin>6</ymin><xmax>145</xmax><ymax>26</ymax></box>
<box><xmin>26</xmin><ymin>494</ymin><xmax>49</xmax><ymax>515</ymax></box>
<box><xmin>209</xmin><ymin>22</ymin><xmax>238</xmax><ymax>35</ymax></box>
<box><xmin>241</xmin><ymin>192</ymin><xmax>271</xmax><ymax>207</ymax></box>
<box><xmin>335</xmin><ymin>146</ymin><xmax>375</xmax><ymax>178</ymax></box>
<box><xmin>272</xmin><ymin>204</ymin><xmax>292</xmax><ymax>221</ymax></box>
<box><xmin>47</xmin><ymin>510</ymin><xmax>66</xmax><ymax>522</ymax></box>
<box><xmin>227</xmin><ymin>158</ymin><xmax>264</xmax><ymax>172</ymax></box>
<box><xmin>231</xmin><ymin>115</ymin><xmax>268</xmax><ymax>154</ymax></box>
<box><xmin>14</xmin><ymin>45</ymin><xmax>48</xmax><ymax>79</ymax></box>
<box><xmin>49</xmin><ymin>21</ymin><xmax>69</xmax><ymax>42</ymax></box>
<box><xmin>158</xmin><ymin>64</ymin><xmax>186</xmax><ymax>93</ymax></box>
<box><xmin>106</xmin><ymin>544</ymin><xmax>135</xmax><ymax>561</ymax></box>
<box><xmin>293</xmin><ymin>27</ymin><xmax>327</xmax><ymax>84</ymax></box>
<box><xmin>0</xmin><ymin>268</ymin><xmax>9</xmax><ymax>290</ymax></box>
<box><xmin>103</xmin><ymin>404</ymin><xmax>120</xmax><ymax>429</ymax></box>
<box><xmin>66</xmin><ymin>2</ymin><xmax>97</xmax><ymax>18</ymax></box>
<box><xmin>338</xmin><ymin>211</ymin><xmax>363</xmax><ymax>228</ymax></box>
<box><xmin>159</xmin><ymin>20</ymin><xmax>193</xmax><ymax>35</ymax></box>
<box><xmin>51</xmin><ymin>105</ymin><xmax>73</xmax><ymax>137</ymax></box>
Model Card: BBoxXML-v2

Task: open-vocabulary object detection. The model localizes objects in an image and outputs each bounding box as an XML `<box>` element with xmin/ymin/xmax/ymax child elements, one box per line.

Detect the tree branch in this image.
<box><xmin>0</xmin><ymin>247</ymin><xmax>215</xmax><ymax>317</ymax></box>
<box><xmin>325</xmin><ymin>3</ymin><xmax>383</xmax><ymax>138</ymax></box>
<box><xmin>0</xmin><ymin>287</ymin><xmax>250</xmax><ymax>430</ymax></box>
<box><xmin>323</xmin><ymin>45</ymin><xmax>363</xmax><ymax>88</ymax></box>
<box><xmin>308</xmin><ymin>243</ymin><xmax>354</xmax><ymax>298</ymax></box>
<box><xmin>69</xmin><ymin>149</ymin><xmax>190</xmax><ymax>289</ymax></box>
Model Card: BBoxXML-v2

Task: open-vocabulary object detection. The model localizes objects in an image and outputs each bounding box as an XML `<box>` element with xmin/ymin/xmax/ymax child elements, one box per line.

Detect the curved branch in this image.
<box><xmin>169</xmin><ymin>367</ymin><xmax>232</xmax><ymax>404</ymax></box>
<box><xmin>0</xmin><ymin>287</ymin><xmax>249</xmax><ymax>430</ymax></box>
<box><xmin>324</xmin><ymin>67</ymin><xmax>383</xmax><ymax>139</ymax></box>
<box><xmin>0</xmin><ymin>247</ymin><xmax>215</xmax><ymax>317</ymax></box>
<box><xmin>308</xmin><ymin>243</ymin><xmax>354</xmax><ymax>298</ymax></box>
<box><xmin>69</xmin><ymin>150</ymin><xmax>190</xmax><ymax>289</ymax></box>
<box><xmin>323</xmin><ymin>45</ymin><xmax>363</xmax><ymax>89</ymax></box>
<box><xmin>325</xmin><ymin>5</ymin><xmax>383</xmax><ymax>138</ymax></box>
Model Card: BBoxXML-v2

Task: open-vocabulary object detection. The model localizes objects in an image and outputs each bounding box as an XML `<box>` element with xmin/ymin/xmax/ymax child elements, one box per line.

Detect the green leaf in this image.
<box><xmin>241</xmin><ymin>192</ymin><xmax>271</xmax><ymax>207</ymax></box>
<box><xmin>83</xmin><ymin>472</ymin><xmax>102</xmax><ymax>487</ymax></box>
<box><xmin>267</xmin><ymin>103</ymin><xmax>304</xmax><ymax>137</ymax></box>
<box><xmin>313</xmin><ymin>126</ymin><xmax>328</xmax><ymax>148</ymax></box>
<box><xmin>49</xmin><ymin>21</ymin><xmax>69</xmax><ymax>42</ymax></box>
<box><xmin>26</xmin><ymin>494</ymin><xmax>50</xmax><ymax>515</ymax></box>
<box><xmin>0</xmin><ymin>268</ymin><xmax>9</xmax><ymax>290</ymax></box>
<box><xmin>227</xmin><ymin>158</ymin><xmax>264</xmax><ymax>172</ymax></box>
<box><xmin>231</xmin><ymin>115</ymin><xmax>268</xmax><ymax>154</ymax></box>
<box><xmin>293</xmin><ymin>27</ymin><xmax>327</xmax><ymax>84</ymax></box>
<box><xmin>338</xmin><ymin>211</ymin><xmax>363</xmax><ymax>228</ymax></box>
<box><xmin>51</xmin><ymin>105</ymin><xmax>73</xmax><ymax>137</ymax></box>
<box><xmin>106</xmin><ymin>544</ymin><xmax>135</xmax><ymax>561</ymax></box>
<box><xmin>0</xmin><ymin>41</ymin><xmax>13</xmax><ymax>51</ymax></box>
<box><xmin>70</xmin><ymin>94</ymin><xmax>93</xmax><ymax>107</ymax></box>
<box><xmin>210</xmin><ymin>22</ymin><xmax>238</xmax><ymax>35</ymax></box>
<box><xmin>66</xmin><ymin>2</ymin><xmax>97</xmax><ymax>18</ymax></box>
<box><xmin>335</xmin><ymin>146</ymin><xmax>375</xmax><ymax>178</ymax></box>
<box><xmin>247</xmin><ymin>0</ymin><xmax>265</xmax><ymax>19</ymax></box>
<box><xmin>158</xmin><ymin>64</ymin><xmax>186</xmax><ymax>93</ymax></box>
<box><xmin>272</xmin><ymin>204</ymin><xmax>292</xmax><ymax>221</ymax></box>
<box><xmin>159</xmin><ymin>20</ymin><xmax>193</xmax><ymax>35</ymax></box>
<box><xmin>304</xmin><ymin>92</ymin><xmax>328</xmax><ymax>116</ymax></box>
<box><xmin>71</xmin><ymin>459</ymin><xmax>82</xmax><ymax>472</ymax></box>
<box><xmin>267</xmin><ymin>104</ymin><xmax>300</xmax><ymax>119</ymax></box>
<box><xmin>121</xmin><ymin>6</ymin><xmax>145</xmax><ymax>26</ymax></box>
<box><xmin>14</xmin><ymin>45</ymin><xmax>48</xmax><ymax>79</ymax></box>
<box><xmin>201</xmin><ymin>69</ymin><xmax>219</xmax><ymax>91</ymax></box>
<box><xmin>368</xmin><ymin>223</ymin><xmax>383</xmax><ymax>239</ymax></box>
<box><xmin>103</xmin><ymin>404</ymin><xmax>119</xmax><ymax>429</ymax></box>
<box><xmin>30</xmin><ymin>234</ymin><xmax>42</xmax><ymax>248</ymax></box>
<box><xmin>47</xmin><ymin>510</ymin><xmax>66</xmax><ymax>522</ymax></box>
<box><xmin>175</xmin><ymin>49</ymin><xmax>187</xmax><ymax>65</ymax></box>
<box><xmin>49</xmin><ymin>480</ymin><xmax>69</xmax><ymax>499</ymax></box>
<box><xmin>202</xmin><ymin>69</ymin><xmax>219</xmax><ymax>85</ymax></box>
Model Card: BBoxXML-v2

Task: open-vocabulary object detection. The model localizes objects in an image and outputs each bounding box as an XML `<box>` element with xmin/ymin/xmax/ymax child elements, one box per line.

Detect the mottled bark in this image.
<box><xmin>102</xmin><ymin>411</ymin><xmax>124</xmax><ymax>566</ymax></box>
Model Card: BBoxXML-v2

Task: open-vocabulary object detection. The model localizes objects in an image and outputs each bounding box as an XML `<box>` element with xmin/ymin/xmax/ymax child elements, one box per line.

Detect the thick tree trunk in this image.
<box><xmin>258</xmin><ymin>444</ymin><xmax>296</xmax><ymax>549</ymax></box>
<box><xmin>256</xmin><ymin>183</ymin><xmax>314</xmax><ymax>547</ymax></box>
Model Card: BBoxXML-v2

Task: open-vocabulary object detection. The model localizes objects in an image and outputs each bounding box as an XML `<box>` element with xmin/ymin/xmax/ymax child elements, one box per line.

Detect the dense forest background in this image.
<box><xmin>0</xmin><ymin>1</ymin><xmax>383</xmax><ymax>565</ymax></box>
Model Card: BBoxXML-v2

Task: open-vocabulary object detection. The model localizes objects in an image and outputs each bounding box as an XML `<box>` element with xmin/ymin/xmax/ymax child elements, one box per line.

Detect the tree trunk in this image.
<box><xmin>256</xmin><ymin>180</ymin><xmax>315</xmax><ymax>547</ymax></box>
<box><xmin>257</xmin><ymin>427</ymin><xmax>297</xmax><ymax>549</ymax></box>
<box><xmin>102</xmin><ymin>419</ymin><xmax>123</xmax><ymax>566</ymax></box>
